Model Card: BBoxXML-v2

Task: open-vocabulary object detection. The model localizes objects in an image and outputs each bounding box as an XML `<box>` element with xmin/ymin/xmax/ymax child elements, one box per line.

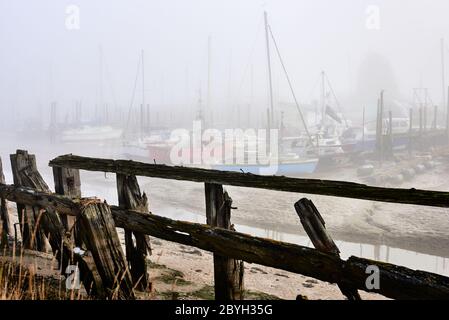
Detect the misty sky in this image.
<box><xmin>1</xmin><ymin>0</ymin><xmax>449</xmax><ymax>126</ymax></box>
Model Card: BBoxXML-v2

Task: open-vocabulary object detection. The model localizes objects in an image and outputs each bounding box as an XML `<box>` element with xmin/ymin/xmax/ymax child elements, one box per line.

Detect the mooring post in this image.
<box><xmin>433</xmin><ymin>105</ymin><xmax>438</xmax><ymax>130</ymax></box>
<box><xmin>0</xmin><ymin>157</ymin><xmax>11</xmax><ymax>247</ymax></box>
<box><xmin>116</xmin><ymin>174</ymin><xmax>151</xmax><ymax>291</ymax></box>
<box><xmin>205</xmin><ymin>183</ymin><xmax>244</xmax><ymax>300</ymax></box>
<box><xmin>388</xmin><ymin>110</ymin><xmax>393</xmax><ymax>157</ymax></box>
<box><xmin>294</xmin><ymin>198</ymin><xmax>361</xmax><ymax>300</ymax></box>
<box><xmin>409</xmin><ymin>108</ymin><xmax>413</xmax><ymax>155</ymax></box>
<box><xmin>419</xmin><ymin>107</ymin><xmax>423</xmax><ymax>149</ymax></box>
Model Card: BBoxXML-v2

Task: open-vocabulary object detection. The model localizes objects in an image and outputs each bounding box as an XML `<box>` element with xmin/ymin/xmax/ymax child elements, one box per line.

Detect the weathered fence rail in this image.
<box><xmin>49</xmin><ymin>154</ymin><xmax>449</xmax><ymax>208</ymax></box>
<box><xmin>2</xmin><ymin>151</ymin><xmax>449</xmax><ymax>300</ymax></box>
<box><xmin>1</xmin><ymin>182</ymin><xmax>449</xmax><ymax>300</ymax></box>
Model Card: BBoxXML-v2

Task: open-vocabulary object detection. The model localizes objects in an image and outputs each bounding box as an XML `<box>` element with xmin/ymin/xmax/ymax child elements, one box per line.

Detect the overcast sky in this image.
<box><xmin>1</xmin><ymin>0</ymin><xmax>449</xmax><ymax>124</ymax></box>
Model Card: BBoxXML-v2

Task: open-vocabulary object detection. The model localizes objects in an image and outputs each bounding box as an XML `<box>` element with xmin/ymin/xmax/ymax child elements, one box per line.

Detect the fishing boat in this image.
<box><xmin>341</xmin><ymin>118</ymin><xmax>410</xmax><ymax>153</ymax></box>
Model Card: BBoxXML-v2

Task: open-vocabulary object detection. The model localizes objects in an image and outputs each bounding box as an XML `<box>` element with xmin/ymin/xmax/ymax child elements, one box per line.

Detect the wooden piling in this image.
<box><xmin>77</xmin><ymin>200</ymin><xmax>135</xmax><ymax>299</ymax></box>
<box><xmin>205</xmin><ymin>183</ymin><xmax>244</xmax><ymax>300</ymax></box>
<box><xmin>434</xmin><ymin>105</ymin><xmax>438</xmax><ymax>130</ymax></box>
<box><xmin>0</xmin><ymin>157</ymin><xmax>11</xmax><ymax>247</ymax></box>
<box><xmin>387</xmin><ymin>110</ymin><xmax>393</xmax><ymax>157</ymax></box>
<box><xmin>409</xmin><ymin>108</ymin><xmax>413</xmax><ymax>155</ymax></box>
<box><xmin>116</xmin><ymin>174</ymin><xmax>151</xmax><ymax>291</ymax></box>
<box><xmin>294</xmin><ymin>199</ymin><xmax>361</xmax><ymax>300</ymax></box>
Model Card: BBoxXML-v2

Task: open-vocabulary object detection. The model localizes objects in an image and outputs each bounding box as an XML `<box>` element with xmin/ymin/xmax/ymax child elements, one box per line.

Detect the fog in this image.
<box><xmin>1</xmin><ymin>0</ymin><xmax>449</xmax><ymax>130</ymax></box>
<box><xmin>3</xmin><ymin>2</ymin><xmax>449</xmax><ymax>296</ymax></box>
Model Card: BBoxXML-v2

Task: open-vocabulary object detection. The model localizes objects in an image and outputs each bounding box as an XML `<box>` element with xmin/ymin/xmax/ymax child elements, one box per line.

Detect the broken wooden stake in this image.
<box><xmin>116</xmin><ymin>174</ymin><xmax>151</xmax><ymax>291</ymax></box>
<box><xmin>294</xmin><ymin>198</ymin><xmax>361</xmax><ymax>300</ymax></box>
<box><xmin>53</xmin><ymin>166</ymin><xmax>81</xmax><ymax>232</ymax></box>
<box><xmin>0</xmin><ymin>157</ymin><xmax>11</xmax><ymax>247</ymax></box>
<box><xmin>77</xmin><ymin>200</ymin><xmax>135</xmax><ymax>299</ymax></box>
<box><xmin>10</xmin><ymin>150</ymin><xmax>51</xmax><ymax>251</ymax></box>
<box><xmin>205</xmin><ymin>183</ymin><xmax>244</xmax><ymax>300</ymax></box>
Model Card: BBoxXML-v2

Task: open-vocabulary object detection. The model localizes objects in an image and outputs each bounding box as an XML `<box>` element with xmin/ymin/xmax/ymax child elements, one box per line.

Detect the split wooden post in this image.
<box><xmin>0</xmin><ymin>157</ymin><xmax>11</xmax><ymax>247</ymax></box>
<box><xmin>116</xmin><ymin>174</ymin><xmax>151</xmax><ymax>291</ymax></box>
<box><xmin>205</xmin><ymin>183</ymin><xmax>244</xmax><ymax>300</ymax></box>
<box><xmin>53</xmin><ymin>166</ymin><xmax>81</xmax><ymax>233</ymax></box>
<box><xmin>294</xmin><ymin>198</ymin><xmax>361</xmax><ymax>300</ymax></box>
<box><xmin>77</xmin><ymin>199</ymin><xmax>135</xmax><ymax>299</ymax></box>
<box><xmin>10</xmin><ymin>150</ymin><xmax>50</xmax><ymax>251</ymax></box>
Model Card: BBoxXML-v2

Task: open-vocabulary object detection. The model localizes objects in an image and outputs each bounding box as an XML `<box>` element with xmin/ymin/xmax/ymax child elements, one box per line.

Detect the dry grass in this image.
<box><xmin>0</xmin><ymin>243</ymin><xmax>87</xmax><ymax>300</ymax></box>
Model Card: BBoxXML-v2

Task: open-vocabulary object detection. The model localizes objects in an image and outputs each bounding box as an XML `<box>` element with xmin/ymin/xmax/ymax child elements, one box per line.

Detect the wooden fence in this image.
<box><xmin>1</xmin><ymin>150</ymin><xmax>449</xmax><ymax>300</ymax></box>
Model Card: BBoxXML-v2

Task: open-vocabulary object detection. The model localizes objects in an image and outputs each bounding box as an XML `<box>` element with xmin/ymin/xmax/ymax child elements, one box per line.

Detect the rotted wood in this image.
<box><xmin>10</xmin><ymin>150</ymin><xmax>52</xmax><ymax>251</ymax></box>
<box><xmin>38</xmin><ymin>206</ymin><xmax>104</xmax><ymax>298</ymax></box>
<box><xmin>205</xmin><ymin>183</ymin><xmax>244</xmax><ymax>300</ymax></box>
<box><xmin>1</xmin><ymin>183</ymin><xmax>449</xmax><ymax>299</ymax></box>
<box><xmin>77</xmin><ymin>199</ymin><xmax>135</xmax><ymax>299</ymax></box>
<box><xmin>294</xmin><ymin>198</ymin><xmax>361</xmax><ymax>300</ymax></box>
<box><xmin>0</xmin><ymin>184</ymin><xmax>115</xmax><ymax>298</ymax></box>
<box><xmin>0</xmin><ymin>157</ymin><xmax>11</xmax><ymax>247</ymax></box>
<box><xmin>53</xmin><ymin>166</ymin><xmax>81</xmax><ymax>244</ymax></box>
<box><xmin>116</xmin><ymin>174</ymin><xmax>151</xmax><ymax>291</ymax></box>
<box><xmin>50</xmin><ymin>154</ymin><xmax>449</xmax><ymax>208</ymax></box>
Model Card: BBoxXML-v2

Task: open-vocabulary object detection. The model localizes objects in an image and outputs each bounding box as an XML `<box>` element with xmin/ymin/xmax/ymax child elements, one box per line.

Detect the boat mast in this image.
<box><xmin>441</xmin><ymin>38</ymin><xmax>446</xmax><ymax>110</ymax></box>
<box><xmin>98</xmin><ymin>46</ymin><xmax>104</xmax><ymax>124</ymax></box>
<box><xmin>141</xmin><ymin>49</ymin><xmax>145</xmax><ymax>137</ymax></box>
<box><xmin>264</xmin><ymin>11</ymin><xmax>275</xmax><ymax>129</ymax></box>
<box><xmin>267</xmin><ymin>21</ymin><xmax>315</xmax><ymax>148</ymax></box>
<box><xmin>321</xmin><ymin>70</ymin><xmax>326</xmax><ymax>128</ymax></box>
<box><xmin>207</xmin><ymin>35</ymin><xmax>212</xmax><ymax>128</ymax></box>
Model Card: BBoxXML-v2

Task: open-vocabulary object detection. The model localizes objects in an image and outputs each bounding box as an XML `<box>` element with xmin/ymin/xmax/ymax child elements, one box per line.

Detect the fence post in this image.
<box><xmin>116</xmin><ymin>174</ymin><xmax>151</xmax><ymax>291</ymax></box>
<box><xmin>205</xmin><ymin>183</ymin><xmax>244</xmax><ymax>300</ymax></box>
<box><xmin>78</xmin><ymin>199</ymin><xmax>135</xmax><ymax>299</ymax></box>
<box><xmin>53</xmin><ymin>166</ymin><xmax>81</xmax><ymax>235</ymax></box>
<box><xmin>10</xmin><ymin>150</ymin><xmax>49</xmax><ymax>251</ymax></box>
<box><xmin>0</xmin><ymin>157</ymin><xmax>11</xmax><ymax>247</ymax></box>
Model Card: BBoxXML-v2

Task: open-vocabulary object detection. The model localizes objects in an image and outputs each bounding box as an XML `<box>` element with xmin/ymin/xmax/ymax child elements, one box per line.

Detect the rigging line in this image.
<box><xmin>235</xmin><ymin>17</ymin><xmax>264</xmax><ymax>102</ymax></box>
<box><xmin>267</xmin><ymin>24</ymin><xmax>315</xmax><ymax>148</ymax></box>
<box><xmin>304</xmin><ymin>74</ymin><xmax>321</xmax><ymax>104</ymax></box>
<box><xmin>104</xmin><ymin>55</ymin><xmax>119</xmax><ymax>112</ymax></box>
<box><xmin>125</xmin><ymin>55</ymin><xmax>142</xmax><ymax>133</ymax></box>
<box><xmin>324</xmin><ymin>73</ymin><xmax>349</xmax><ymax>128</ymax></box>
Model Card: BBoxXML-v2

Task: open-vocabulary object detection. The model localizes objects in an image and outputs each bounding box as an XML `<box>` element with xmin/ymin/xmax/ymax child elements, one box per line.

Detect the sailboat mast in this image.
<box><xmin>141</xmin><ymin>49</ymin><xmax>145</xmax><ymax>136</ymax></box>
<box><xmin>321</xmin><ymin>70</ymin><xmax>326</xmax><ymax>127</ymax></box>
<box><xmin>441</xmin><ymin>38</ymin><xmax>446</xmax><ymax>109</ymax></box>
<box><xmin>264</xmin><ymin>11</ymin><xmax>275</xmax><ymax>128</ymax></box>
<box><xmin>207</xmin><ymin>35</ymin><xmax>212</xmax><ymax>128</ymax></box>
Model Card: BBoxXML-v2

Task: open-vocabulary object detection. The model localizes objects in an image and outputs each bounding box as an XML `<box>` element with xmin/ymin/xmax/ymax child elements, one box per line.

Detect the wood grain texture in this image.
<box><xmin>50</xmin><ymin>154</ymin><xmax>449</xmax><ymax>208</ymax></box>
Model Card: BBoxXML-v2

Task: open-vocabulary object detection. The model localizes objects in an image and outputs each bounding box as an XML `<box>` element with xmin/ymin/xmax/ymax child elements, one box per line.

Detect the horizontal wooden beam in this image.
<box><xmin>50</xmin><ymin>154</ymin><xmax>449</xmax><ymax>208</ymax></box>
<box><xmin>0</xmin><ymin>183</ymin><xmax>79</xmax><ymax>216</ymax></box>
<box><xmin>2</xmin><ymin>183</ymin><xmax>448</xmax><ymax>299</ymax></box>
